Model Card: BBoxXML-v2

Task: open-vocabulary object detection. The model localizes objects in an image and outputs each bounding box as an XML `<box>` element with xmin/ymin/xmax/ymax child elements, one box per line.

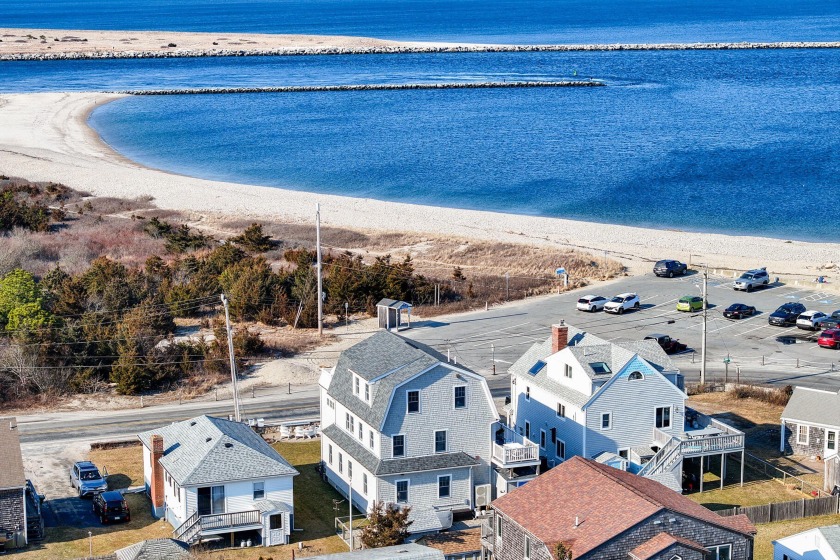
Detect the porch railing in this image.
<box><xmin>173</xmin><ymin>510</ymin><xmax>261</xmax><ymax>543</ymax></box>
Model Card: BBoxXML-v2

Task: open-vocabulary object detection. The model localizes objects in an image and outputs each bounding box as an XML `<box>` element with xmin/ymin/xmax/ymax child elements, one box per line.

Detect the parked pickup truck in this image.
<box><xmin>644</xmin><ymin>334</ymin><xmax>687</xmax><ymax>355</ymax></box>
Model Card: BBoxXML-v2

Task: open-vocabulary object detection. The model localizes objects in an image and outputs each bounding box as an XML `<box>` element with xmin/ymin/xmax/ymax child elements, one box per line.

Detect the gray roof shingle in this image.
<box><xmin>137</xmin><ymin>415</ymin><xmax>298</xmax><ymax>486</ymax></box>
<box><xmin>115</xmin><ymin>539</ymin><xmax>190</xmax><ymax>560</ymax></box>
<box><xmin>782</xmin><ymin>387</ymin><xmax>840</xmax><ymax>427</ymax></box>
<box><xmin>304</xmin><ymin>543</ymin><xmax>445</xmax><ymax>560</ymax></box>
<box><xmin>818</xmin><ymin>525</ymin><xmax>840</xmax><ymax>553</ymax></box>
<box><xmin>254</xmin><ymin>499</ymin><xmax>293</xmax><ymax>514</ymax></box>
<box><xmin>322</xmin><ymin>425</ymin><xmax>477</xmax><ymax>476</ymax></box>
<box><xmin>325</xmin><ymin>331</ymin><xmax>469</xmax><ymax>430</ymax></box>
<box><xmin>0</xmin><ymin>417</ymin><xmax>25</xmax><ymax>490</ymax></box>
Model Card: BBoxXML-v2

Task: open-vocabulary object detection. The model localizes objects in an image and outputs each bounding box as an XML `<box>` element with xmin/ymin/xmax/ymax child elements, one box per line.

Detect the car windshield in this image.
<box><xmin>610</xmin><ymin>297</ymin><xmax>623</xmax><ymax>303</ymax></box>
<box><xmin>81</xmin><ymin>470</ymin><xmax>101</xmax><ymax>480</ymax></box>
<box><xmin>679</xmin><ymin>297</ymin><xmax>691</xmax><ymax>302</ymax></box>
<box><xmin>740</xmin><ymin>273</ymin><xmax>754</xmax><ymax>280</ymax></box>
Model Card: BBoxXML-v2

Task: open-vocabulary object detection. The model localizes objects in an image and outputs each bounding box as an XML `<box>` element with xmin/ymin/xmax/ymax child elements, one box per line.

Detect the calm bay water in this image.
<box><xmin>2</xmin><ymin>0</ymin><xmax>839</xmax><ymax>44</ymax></box>
<box><xmin>76</xmin><ymin>49</ymin><xmax>840</xmax><ymax>241</ymax></box>
<box><xmin>4</xmin><ymin>1</ymin><xmax>839</xmax><ymax>240</ymax></box>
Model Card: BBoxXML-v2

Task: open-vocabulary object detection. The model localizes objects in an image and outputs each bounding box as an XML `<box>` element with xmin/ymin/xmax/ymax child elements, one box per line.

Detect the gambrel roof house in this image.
<box><xmin>138</xmin><ymin>415</ymin><xmax>298</xmax><ymax>547</ymax></box>
<box><xmin>481</xmin><ymin>456</ymin><xmax>756</xmax><ymax>560</ymax></box>
<box><xmin>780</xmin><ymin>387</ymin><xmax>840</xmax><ymax>459</ymax></box>
<box><xmin>320</xmin><ymin>330</ymin><xmax>499</xmax><ymax>534</ymax></box>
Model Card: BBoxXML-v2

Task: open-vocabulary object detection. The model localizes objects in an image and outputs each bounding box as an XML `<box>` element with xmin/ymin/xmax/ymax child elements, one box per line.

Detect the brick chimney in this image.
<box><xmin>150</xmin><ymin>434</ymin><xmax>165</xmax><ymax>515</ymax></box>
<box><xmin>552</xmin><ymin>320</ymin><xmax>569</xmax><ymax>354</ymax></box>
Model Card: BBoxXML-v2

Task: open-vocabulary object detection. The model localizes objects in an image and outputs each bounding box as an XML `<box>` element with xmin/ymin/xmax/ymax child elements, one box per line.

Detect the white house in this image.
<box><xmin>505</xmin><ymin>321</ymin><xmax>744</xmax><ymax>493</ymax></box>
<box><xmin>773</xmin><ymin>525</ymin><xmax>840</xmax><ymax>560</ymax></box>
<box><xmin>319</xmin><ymin>331</ymin><xmax>499</xmax><ymax>534</ymax></box>
<box><xmin>138</xmin><ymin>415</ymin><xmax>298</xmax><ymax>546</ymax></box>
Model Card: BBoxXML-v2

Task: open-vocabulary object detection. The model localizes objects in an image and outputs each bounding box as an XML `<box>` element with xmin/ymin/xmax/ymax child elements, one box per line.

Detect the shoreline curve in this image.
<box><xmin>1</xmin><ymin>91</ymin><xmax>838</xmax><ymax>278</ymax></box>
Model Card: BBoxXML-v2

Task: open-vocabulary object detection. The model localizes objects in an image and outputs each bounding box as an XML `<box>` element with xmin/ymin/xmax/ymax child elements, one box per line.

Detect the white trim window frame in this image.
<box><xmin>434</xmin><ymin>429</ymin><xmax>448</xmax><ymax>453</ymax></box>
<box><xmin>358</xmin><ymin>421</ymin><xmax>364</xmax><ymax>440</ymax></box>
<box><xmin>395</xmin><ymin>479</ymin><xmax>409</xmax><ymax>504</ymax></box>
<box><xmin>354</xmin><ymin>374</ymin><xmax>360</xmax><ymax>396</ymax></box>
<box><xmin>601</xmin><ymin>412</ymin><xmax>612</xmax><ymax>431</ymax></box>
<box><xmin>524</xmin><ymin>535</ymin><xmax>531</xmax><ymax>560</ymax></box>
<box><xmin>539</xmin><ymin>429</ymin><xmax>546</xmax><ymax>450</ymax></box>
<box><xmin>556</xmin><ymin>439</ymin><xmax>566</xmax><ymax>461</ymax></box>
<box><xmin>406</xmin><ymin>390</ymin><xmax>420</xmax><ymax>414</ymax></box>
<box><xmin>364</xmin><ymin>382</ymin><xmax>370</xmax><ymax>403</ymax></box>
<box><xmin>495</xmin><ymin>515</ymin><xmax>503</xmax><ymax>541</ymax></box>
<box><xmin>706</xmin><ymin>544</ymin><xmax>732</xmax><ymax>560</ymax></box>
<box><xmin>362</xmin><ymin>473</ymin><xmax>368</xmax><ymax>496</ymax></box>
<box><xmin>556</xmin><ymin>402</ymin><xmax>566</xmax><ymax>419</ymax></box>
<box><xmin>437</xmin><ymin>474</ymin><xmax>451</xmax><ymax>499</ymax></box>
<box><xmin>393</xmin><ymin>434</ymin><xmax>406</xmax><ymax>457</ymax></box>
<box><xmin>655</xmin><ymin>405</ymin><xmax>672</xmax><ymax>429</ymax></box>
<box><xmin>454</xmin><ymin>385</ymin><xmax>467</xmax><ymax>409</ymax></box>
<box><xmin>797</xmin><ymin>424</ymin><xmax>809</xmax><ymax>445</ymax></box>
<box><xmin>369</xmin><ymin>429</ymin><xmax>375</xmax><ymax>450</ymax></box>
<box><xmin>525</xmin><ymin>386</ymin><xmax>530</xmax><ymax>401</ymax></box>
<box><xmin>564</xmin><ymin>364</ymin><xmax>573</xmax><ymax>378</ymax></box>
<box><xmin>328</xmin><ymin>444</ymin><xmax>333</xmax><ymax>464</ymax></box>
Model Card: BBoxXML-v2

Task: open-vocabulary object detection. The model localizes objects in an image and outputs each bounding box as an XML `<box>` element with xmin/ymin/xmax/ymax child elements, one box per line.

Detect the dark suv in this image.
<box><xmin>92</xmin><ymin>491</ymin><xmax>130</xmax><ymax>524</ymax></box>
<box><xmin>654</xmin><ymin>260</ymin><xmax>688</xmax><ymax>278</ymax></box>
<box><xmin>768</xmin><ymin>302</ymin><xmax>806</xmax><ymax>327</ymax></box>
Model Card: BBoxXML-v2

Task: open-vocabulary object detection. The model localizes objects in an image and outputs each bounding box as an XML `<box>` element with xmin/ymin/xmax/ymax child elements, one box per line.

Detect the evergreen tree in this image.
<box><xmin>359</xmin><ymin>501</ymin><xmax>412</xmax><ymax>548</ymax></box>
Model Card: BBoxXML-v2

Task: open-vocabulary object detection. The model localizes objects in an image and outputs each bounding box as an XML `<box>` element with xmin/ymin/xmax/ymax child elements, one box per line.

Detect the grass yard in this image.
<box><xmin>753</xmin><ymin>513</ymin><xmax>840</xmax><ymax>560</ymax></box>
<box><xmin>89</xmin><ymin>443</ymin><xmax>144</xmax><ymax>490</ymax></box>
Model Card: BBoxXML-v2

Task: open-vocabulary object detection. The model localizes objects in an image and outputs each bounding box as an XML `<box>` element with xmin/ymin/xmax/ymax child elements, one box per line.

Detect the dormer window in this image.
<box><xmin>628</xmin><ymin>371</ymin><xmax>644</xmax><ymax>380</ymax></box>
<box><xmin>590</xmin><ymin>362</ymin><xmax>611</xmax><ymax>375</ymax></box>
<box><xmin>407</xmin><ymin>390</ymin><xmax>420</xmax><ymax>414</ymax></box>
<box><xmin>354</xmin><ymin>374</ymin><xmax>371</xmax><ymax>404</ymax></box>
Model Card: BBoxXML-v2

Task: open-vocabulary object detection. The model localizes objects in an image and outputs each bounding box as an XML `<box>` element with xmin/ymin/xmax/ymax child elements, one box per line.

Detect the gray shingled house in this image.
<box><xmin>138</xmin><ymin>415</ymin><xmax>298</xmax><ymax>547</ymax></box>
<box><xmin>505</xmin><ymin>322</ymin><xmax>744</xmax><ymax>494</ymax></box>
<box><xmin>780</xmin><ymin>386</ymin><xmax>840</xmax><ymax>459</ymax></box>
<box><xmin>319</xmin><ymin>331</ymin><xmax>499</xmax><ymax>534</ymax></box>
<box><xmin>0</xmin><ymin>417</ymin><xmax>42</xmax><ymax>548</ymax></box>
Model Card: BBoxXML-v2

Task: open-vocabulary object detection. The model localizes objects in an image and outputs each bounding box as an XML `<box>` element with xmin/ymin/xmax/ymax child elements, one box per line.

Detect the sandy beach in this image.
<box><xmin>0</xmin><ymin>91</ymin><xmax>838</xmax><ymax>278</ymax></box>
<box><xmin>0</xmin><ymin>27</ymin><xmax>464</xmax><ymax>57</ymax></box>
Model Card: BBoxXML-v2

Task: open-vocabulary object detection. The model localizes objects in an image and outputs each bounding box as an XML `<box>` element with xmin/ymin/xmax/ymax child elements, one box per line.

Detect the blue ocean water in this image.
<box><xmin>2</xmin><ymin>0</ymin><xmax>839</xmax><ymax>44</ymax></box>
<box><xmin>78</xmin><ymin>49</ymin><xmax>840</xmax><ymax>241</ymax></box>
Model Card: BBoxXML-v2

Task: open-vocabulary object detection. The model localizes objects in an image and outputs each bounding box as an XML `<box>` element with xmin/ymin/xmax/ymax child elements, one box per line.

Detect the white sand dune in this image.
<box><xmin>0</xmin><ymin>91</ymin><xmax>837</xmax><ymax>278</ymax></box>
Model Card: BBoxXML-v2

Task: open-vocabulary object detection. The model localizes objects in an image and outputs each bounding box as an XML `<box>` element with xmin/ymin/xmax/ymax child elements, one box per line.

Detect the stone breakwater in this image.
<box><xmin>4</xmin><ymin>41</ymin><xmax>839</xmax><ymax>61</ymax></box>
<box><xmin>112</xmin><ymin>81</ymin><xmax>605</xmax><ymax>95</ymax></box>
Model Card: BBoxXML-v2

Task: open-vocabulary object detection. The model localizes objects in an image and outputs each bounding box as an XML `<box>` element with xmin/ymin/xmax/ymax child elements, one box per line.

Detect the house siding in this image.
<box><xmin>584</xmin><ymin>356</ymin><xmax>685</xmax><ymax>458</ymax></box>
<box><xmin>381</xmin><ymin>365</ymin><xmax>495</xmax><ymax>486</ymax></box>
<box><xmin>322</xmin><ymin>433</ymin><xmax>377</xmax><ymax>512</ymax></box>
<box><xmin>783</xmin><ymin>421</ymin><xmax>834</xmax><ymax>457</ymax></box>
<box><xmin>379</xmin><ymin>466</ymin><xmax>474</xmax><ymax>512</ymax></box>
<box><xmin>488</xmin><ymin>510</ymin><xmax>753</xmax><ymax>560</ymax></box>
<box><xmin>0</xmin><ymin>488</ymin><xmax>25</xmax><ymax>536</ymax></box>
<box><xmin>510</xmin><ymin>379</ymin><xmax>585</xmax><ymax>461</ymax></box>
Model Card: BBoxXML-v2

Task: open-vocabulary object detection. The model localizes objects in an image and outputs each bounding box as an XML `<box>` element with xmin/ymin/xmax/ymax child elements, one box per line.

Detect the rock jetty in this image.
<box><xmin>112</xmin><ymin>81</ymin><xmax>605</xmax><ymax>95</ymax></box>
<box><xmin>3</xmin><ymin>41</ymin><xmax>838</xmax><ymax>62</ymax></box>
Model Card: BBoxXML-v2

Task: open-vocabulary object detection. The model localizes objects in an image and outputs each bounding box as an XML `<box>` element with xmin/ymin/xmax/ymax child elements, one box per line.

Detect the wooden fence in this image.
<box><xmin>717</xmin><ymin>495</ymin><xmax>839</xmax><ymax>524</ymax></box>
<box><xmin>744</xmin><ymin>452</ymin><xmax>827</xmax><ymax>497</ymax></box>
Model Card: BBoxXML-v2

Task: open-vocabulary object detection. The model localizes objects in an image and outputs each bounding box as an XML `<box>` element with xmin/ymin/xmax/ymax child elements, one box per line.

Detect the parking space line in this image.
<box><xmin>707</xmin><ymin>313</ymin><xmax>762</xmax><ymax>334</ymax></box>
<box><xmin>761</xmin><ymin>326</ymin><xmax>798</xmax><ymax>340</ymax></box>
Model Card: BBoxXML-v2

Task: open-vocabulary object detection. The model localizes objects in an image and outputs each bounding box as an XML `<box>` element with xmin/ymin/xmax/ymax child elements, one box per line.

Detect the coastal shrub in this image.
<box><xmin>142</xmin><ymin>216</ymin><xmax>211</xmax><ymax>253</ymax></box>
<box><xmin>230</xmin><ymin>223</ymin><xmax>274</xmax><ymax>252</ymax></box>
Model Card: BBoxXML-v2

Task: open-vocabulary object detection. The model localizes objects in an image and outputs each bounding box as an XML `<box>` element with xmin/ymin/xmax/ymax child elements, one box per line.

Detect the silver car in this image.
<box><xmin>70</xmin><ymin>461</ymin><xmax>108</xmax><ymax>497</ymax></box>
<box><xmin>733</xmin><ymin>268</ymin><xmax>770</xmax><ymax>292</ymax></box>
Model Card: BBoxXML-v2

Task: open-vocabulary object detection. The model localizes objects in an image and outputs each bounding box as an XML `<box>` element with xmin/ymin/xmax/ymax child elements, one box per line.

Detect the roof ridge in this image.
<box><xmin>796</xmin><ymin>386</ymin><xmax>840</xmax><ymax>394</ymax></box>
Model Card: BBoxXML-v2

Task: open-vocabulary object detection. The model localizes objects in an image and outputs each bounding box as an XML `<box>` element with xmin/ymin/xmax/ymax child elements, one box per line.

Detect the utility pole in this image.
<box><xmin>491</xmin><ymin>344</ymin><xmax>496</xmax><ymax>375</ymax></box>
<box><xmin>316</xmin><ymin>203</ymin><xmax>323</xmax><ymax>337</ymax></box>
<box><xmin>700</xmin><ymin>267</ymin><xmax>708</xmax><ymax>385</ymax></box>
<box><xmin>344</xmin><ymin>302</ymin><xmax>349</xmax><ymax>332</ymax></box>
<box><xmin>221</xmin><ymin>294</ymin><xmax>241</xmax><ymax>422</ymax></box>
<box><xmin>505</xmin><ymin>273</ymin><xmax>510</xmax><ymax>300</ymax></box>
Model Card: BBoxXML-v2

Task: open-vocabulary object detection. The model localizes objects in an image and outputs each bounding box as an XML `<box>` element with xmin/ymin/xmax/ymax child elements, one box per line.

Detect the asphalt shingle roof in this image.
<box><xmin>115</xmin><ymin>539</ymin><xmax>190</xmax><ymax>560</ymax></box>
<box><xmin>304</xmin><ymin>543</ymin><xmax>445</xmax><ymax>560</ymax></box>
<box><xmin>508</xmin><ymin>339</ymin><xmax>589</xmax><ymax>408</ymax></box>
<box><xmin>322</xmin><ymin>425</ymin><xmax>477</xmax><ymax>476</ymax></box>
<box><xmin>325</xmin><ymin>331</ymin><xmax>469</xmax><ymax>430</ymax></box>
<box><xmin>782</xmin><ymin>387</ymin><xmax>840</xmax><ymax>427</ymax></box>
<box><xmin>137</xmin><ymin>415</ymin><xmax>298</xmax><ymax>486</ymax></box>
<box><xmin>491</xmin><ymin>456</ymin><xmax>755</xmax><ymax>558</ymax></box>
<box><xmin>254</xmin><ymin>499</ymin><xmax>293</xmax><ymax>514</ymax></box>
<box><xmin>818</xmin><ymin>525</ymin><xmax>840</xmax><ymax>554</ymax></box>
<box><xmin>0</xmin><ymin>417</ymin><xmax>25</xmax><ymax>490</ymax></box>
<box><xmin>629</xmin><ymin>532</ymin><xmax>707</xmax><ymax>560</ymax></box>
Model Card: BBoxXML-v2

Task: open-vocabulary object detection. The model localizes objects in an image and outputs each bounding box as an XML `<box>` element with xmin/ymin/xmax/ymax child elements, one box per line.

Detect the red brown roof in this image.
<box><xmin>629</xmin><ymin>532</ymin><xmax>707</xmax><ymax>560</ymax></box>
<box><xmin>419</xmin><ymin>527</ymin><xmax>481</xmax><ymax>555</ymax></box>
<box><xmin>491</xmin><ymin>456</ymin><xmax>756</xmax><ymax>558</ymax></box>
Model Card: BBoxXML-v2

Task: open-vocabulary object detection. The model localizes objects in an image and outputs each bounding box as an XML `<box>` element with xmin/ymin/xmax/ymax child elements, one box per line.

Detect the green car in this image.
<box><xmin>677</xmin><ymin>296</ymin><xmax>705</xmax><ymax>312</ymax></box>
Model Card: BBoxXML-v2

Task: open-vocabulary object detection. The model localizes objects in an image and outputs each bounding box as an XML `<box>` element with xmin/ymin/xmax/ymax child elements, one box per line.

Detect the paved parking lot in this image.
<box><xmin>407</xmin><ymin>271</ymin><xmax>840</xmax><ymax>390</ymax></box>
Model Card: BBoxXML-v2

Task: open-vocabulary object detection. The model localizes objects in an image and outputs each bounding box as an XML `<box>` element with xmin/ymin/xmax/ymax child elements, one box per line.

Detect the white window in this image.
<box><xmin>706</xmin><ymin>544</ymin><xmax>732</xmax><ymax>560</ymax></box>
<box><xmin>496</xmin><ymin>515</ymin><xmax>503</xmax><ymax>539</ymax></box>
<box><xmin>655</xmin><ymin>406</ymin><xmax>672</xmax><ymax>429</ymax></box>
<box><xmin>828</xmin><ymin>430</ymin><xmax>837</xmax><ymax>452</ymax></box>
<box><xmin>797</xmin><ymin>424</ymin><xmax>809</xmax><ymax>445</ymax></box>
<box><xmin>338</xmin><ymin>453</ymin><xmax>343</xmax><ymax>473</ymax></box>
<box><xmin>327</xmin><ymin>397</ymin><xmax>335</xmax><ymax>409</ymax></box>
<box><xmin>348</xmin><ymin>461</ymin><xmax>353</xmax><ymax>480</ymax></box>
<box><xmin>253</xmin><ymin>481</ymin><xmax>265</xmax><ymax>500</ymax></box>
<box><xmin>393</xmin><ymin>434</ymin><xmax>405</xmax><ymax>457</ymax></box>
<box><xmin>525</xmin><ymin>386</ymin><xmax>530</xmax><ymax>401</ymax></box>
<box><xmin>407</xmin><ymin>390</ymin><xmax>420</xmax><ymax>413</ymax></box>
<box><xmin>358</xmin><ymin>422</ymin><xmax>364</xmax><ymax>440</ymax></box>
<box><xmin>435</xmin><ymin>430</ymin><xmax>447</xmax><ymax>453</ymax></box>
<box><xmin>328</xmin><ymin>444</ymin><xmax>333</xmax><ymax>464</ymax></box>
<box><xmin>564</xmin><ymin>364</ymin><xmax>572</xmax><ymax>378</ymax></box>
<box><xmin>364</xmin><ymin>383</ymin><xmax>370</xmax><ymax>403</ymax></box>
<box><xmin>525</xmin><ymin>536</ymin><xmax>531</xmax><ymax>560</ymax></box>
<box><xmin>539</xmin><ymin>430</ymin><xmax>546</xmax><ymax>450</ymax></box>
<box><xmin>354</xmin><ymin>375</ymin><xmax>360</xmax><ymax>395</ymax></box>
<box><xmin>438</xmin><ymin>475</ymin><xmax>451</xmax><ymax>498</ymax></box>
<box><xmin>345</xmin><ymin>413</ymin><xmax>353</xmax><ymax>432</ymax></box>
<box><xmin>369</xmin><ymin>429</ymin><xmax>375</xmax><ymax>449</ymax></box>
<box><xmin>556</xmin><ymin>440</ymin><xmax>566</xmax><ymax>460</ymax></box>
<box><xmin>557</xmin><ymin>403</ymin><xmax>566</xmax><ymax>418</ymax></box>
<box><xmin>454</xmin><ymin>386</ymin><xmax>467</xmax><ymax>409</ymax></box>
<box><xmin>601</xmin><ymin>412</ymin><xmax>612</xmax><ymax>430</ymax></box>
<box><xmin>363</xmin><ymin>473</ymin><xmax>368</xmax><ymax>495</ymax></box>
<box><xmin>396</xmin><ymin>480</ymin><xmax>409</xmax><ymax>503</ymax></box>
<box><xmin>628</xmin><ymin>371</ymin><xmax>644</xmax><ymax>380</ymax></box>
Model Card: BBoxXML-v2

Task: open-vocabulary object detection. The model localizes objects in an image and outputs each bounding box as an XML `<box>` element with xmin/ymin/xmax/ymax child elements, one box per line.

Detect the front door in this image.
<box><xmin>826</xmin><ymin>430</ymin><xmax>838</xmax><ymax>458</ymax></box>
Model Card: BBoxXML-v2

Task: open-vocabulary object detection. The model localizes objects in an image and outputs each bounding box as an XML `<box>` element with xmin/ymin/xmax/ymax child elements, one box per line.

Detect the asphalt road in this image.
<box><xmin>405</xmin><ymin>270</ymin><xmax>840</xmax><ymax>391</ymax></box>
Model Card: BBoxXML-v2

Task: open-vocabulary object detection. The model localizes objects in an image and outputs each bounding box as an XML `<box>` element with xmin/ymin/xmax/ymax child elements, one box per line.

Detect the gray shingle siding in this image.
<box><xmin>0</xmin><ymin>488</ymin><xmax>24</xmax><ymax>536</ymax></box>
<box><xmin>782</xmin><ymin>420</ymin><xmax>833</xmax><ymax>457</ymax></box>
<box><xmin>379</xmin><ymin>467</ymin><xmax>474</xmax><ymax>512</ymax></box>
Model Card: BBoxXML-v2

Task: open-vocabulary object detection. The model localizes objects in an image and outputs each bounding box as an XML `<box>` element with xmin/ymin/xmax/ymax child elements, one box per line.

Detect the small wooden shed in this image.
<box><xmin>826</xmin><ymin>454</ymin><xmax>840</xmax><ymax>493</ymax></box>
<box><xmin>376</xmin><ymin>299</ymin><xmax>412</xmax><ymax>331</ymax></box>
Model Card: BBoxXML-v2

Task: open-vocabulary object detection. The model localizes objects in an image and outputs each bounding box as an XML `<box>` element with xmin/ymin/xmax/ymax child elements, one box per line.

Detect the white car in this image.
<box><xmin>796</xmin><ymin>310</ymin><xmax>827</xmax><ymax>330</ymax></box>
<box><xmin>604</xmin><ymin>293</ymin><xmax>640</xmax><ymax>314</ymax></box>
<box><xmin>576</xmin><ymin>295</ymin><xmax>608</xmax><ymax>312</ymax></box>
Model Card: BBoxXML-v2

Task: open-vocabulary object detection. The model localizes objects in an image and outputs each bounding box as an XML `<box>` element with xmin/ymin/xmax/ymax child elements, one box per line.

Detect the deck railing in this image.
<box><xmin>491</xmin><ymin>424</ymin><xmax>539</xmax><ymax>466</ymax></box>
<box><xmin>173</xmin><ymin>510</ymin><xmax>261</xmax><ymax>543</ymax></box>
